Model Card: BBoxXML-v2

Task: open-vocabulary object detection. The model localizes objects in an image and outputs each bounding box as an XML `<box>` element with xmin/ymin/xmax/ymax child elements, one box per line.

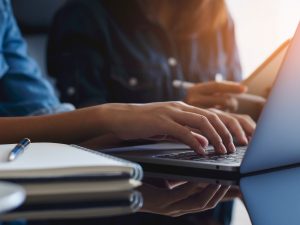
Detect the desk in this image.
<box><xmin>2</xmin><ymin>165</ymin><xmax>300</xmax><ymax>225</ymax></box>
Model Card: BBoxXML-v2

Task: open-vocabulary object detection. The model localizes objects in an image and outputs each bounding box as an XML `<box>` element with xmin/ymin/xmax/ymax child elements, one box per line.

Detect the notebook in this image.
<box><xmin>20</xmin><ymin>179</ymin><xmax>141</xmax><ymax>196</ymax></box>
<box><xmin>0</xmin><ymin>143</ymin><xmax>143</xmax><ymax>181</ymax></box>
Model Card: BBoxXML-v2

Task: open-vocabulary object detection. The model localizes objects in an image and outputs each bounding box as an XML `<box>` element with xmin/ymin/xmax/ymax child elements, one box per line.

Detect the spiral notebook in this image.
<box><xmin>0</xmin><ymin>143</ymin><xmax>143</xmax><ymax>181</ymax></box>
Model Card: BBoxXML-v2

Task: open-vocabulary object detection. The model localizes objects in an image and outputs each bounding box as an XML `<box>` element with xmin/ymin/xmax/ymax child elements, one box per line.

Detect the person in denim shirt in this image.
<box><xmin>0</xmin><ymin>0</ymin><xmax>73</xmax><ymax>116</ymax></box>
<box><xmin>0</xmin><ymin>2</ymin><xmax>256</xmax><ymax>224</ymax></box>
<box><xmin>47</xmin><ymin>1</ymin><xmax>253</xmax><ymax>225</ymax></box>
<box><xmin>0</xmin><ymin>0</ymin><xmax>256</xmax><ymax>155</ymax></box>
<box><xmin>0</xmin><ymin>0</ymin><xmax>255</xmax><ymax>153</ymax></box>
<box><xmin>48</xmin><ymin>0</ymin><xmax>245</xmax><ymax>112</ymax></box>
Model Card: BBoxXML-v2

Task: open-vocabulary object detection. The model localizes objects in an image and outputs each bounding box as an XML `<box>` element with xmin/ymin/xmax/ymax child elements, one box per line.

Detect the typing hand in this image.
<box><xmin>208</xmin><ymin>108</ymin><xmax>256</xmax><ymax>145</ymax></box>
<box><xmin>100</xmin><ymin>101</ymin><xmax>244</xmax><ymax>154</ymax></box>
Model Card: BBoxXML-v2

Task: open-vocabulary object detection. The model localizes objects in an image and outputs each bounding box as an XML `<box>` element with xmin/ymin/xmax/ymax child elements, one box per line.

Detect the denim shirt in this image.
<box><xmin>0</xmin><ymin>0</ymin><xmax>74</xmax><ymax>116</ymax></box>
<box><xmin>48</xmin><ymin>0</ymin><xmax>242</xmax><ymax>107</ymax></box>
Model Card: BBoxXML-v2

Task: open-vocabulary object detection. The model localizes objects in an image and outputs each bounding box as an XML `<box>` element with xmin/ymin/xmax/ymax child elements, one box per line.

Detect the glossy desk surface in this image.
<box><xmin>1</xmin><ymin>165</ymin><xmax>300</xmax><ymax>225</ymax></box>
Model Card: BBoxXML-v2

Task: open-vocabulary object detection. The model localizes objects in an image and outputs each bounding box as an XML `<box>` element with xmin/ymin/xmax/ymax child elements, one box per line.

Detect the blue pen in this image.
<box><xmin>8</xmin><ymin>138</ymin><xmax>31</xmax><ymax>161</ymax></box>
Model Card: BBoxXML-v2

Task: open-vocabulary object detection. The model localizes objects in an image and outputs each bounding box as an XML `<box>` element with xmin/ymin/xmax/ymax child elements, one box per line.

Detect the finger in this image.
<box><xmin>187</xmin><ymin>95</ymin><xmax>238</xmax><ymax>111</ymax></box>
<box><xmin>191</xmin><ymin>81</ymin><xmax>247</xmax><ymax>95</ymax></box>
<box><xmin>177</xmin><ymin>105</ymin><xmax>235</xmax><ymax>153</ymax></box>
<box><xmin>162</xmin><ymin>182</ymin><xmax>202</xmax><ymax>205</ymax></box>
<box><xmin>233</xmin><ymin>114</ymin><xmax>256</xmax><ymax>137</ymax></box>
<box><xmin>205</xmin><ymin>185</ymin><xmax>230</xmax><ymax>209</ymax></box>
<box><xmin>217</xmin><ymin>113</ymin><xmax>248</xmax><ymax>145</ymax></box>
<box><xmin>191</xmin><ymin>132</ymin><xmax>209</xmax><ymax>148</ymax></box>
<box><xmin>177</xmin><ymin>186</ymin><xmax>230</xmax><ymax>215</ymax></box>
<box><xmin>165</xmin><ymin>180</ymin><xmax>188</xmax><ymax>189</ymax></box>
<box><xmin>162</xmin><ymin>120</ymin><xmax>206</xmax><ymax>154</ymax></box>
<box><xmin>202</xmin><ymin>113</ymin><xmax>236</xmax><ymax>153</ymax></box>
<box><xmin>223</xmin><ymin>186</ymin><xmax>242</xmax><ymax>200</ymax></box>
<box><xmin>166</xmin><ymin>184</ymin><xmax>221</xmax><ymax>214</ymax></box>
<box><xmin>171</xmin><ymin>112</ymin><xmax>227</xmax><ymax>154</ymax></box>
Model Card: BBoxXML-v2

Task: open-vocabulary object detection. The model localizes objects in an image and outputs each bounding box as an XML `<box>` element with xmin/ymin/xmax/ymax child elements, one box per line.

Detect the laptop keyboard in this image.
<box><xmin>154</xmin><ymin>146</ymin><xmax>247</xmax><ymax>164</ymax></box>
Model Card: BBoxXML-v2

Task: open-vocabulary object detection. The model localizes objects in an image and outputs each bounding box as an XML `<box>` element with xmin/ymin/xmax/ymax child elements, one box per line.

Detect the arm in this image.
<box><xmin>0</xmin><ymin>1</ymin><xmax>69</xmax><ymax>116</ymax></box>
<box><xmin>0</xmin><ymin>106</ymin><xmax>107</xmax><ymax>144</ymax></box>
<box><xmin>0</xmin><ymin>101</ymin><xmax>255</xmax><ymax>154</ymax></box>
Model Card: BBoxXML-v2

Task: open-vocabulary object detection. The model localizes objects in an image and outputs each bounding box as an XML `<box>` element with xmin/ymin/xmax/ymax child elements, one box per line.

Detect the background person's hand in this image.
<box><xmin>185</xmin><ymin>81</ymin><xmax>247</xmax><ymax>112</ymax></box>
<box><xmin>236</xmin><ymin>94</ymin><xmax>266</xmax><ymax>121</ymax></box>
<box><xmin>100</xmin><ymin>101</ymin><xmax>243</xmax><ymax>154</ymax></box>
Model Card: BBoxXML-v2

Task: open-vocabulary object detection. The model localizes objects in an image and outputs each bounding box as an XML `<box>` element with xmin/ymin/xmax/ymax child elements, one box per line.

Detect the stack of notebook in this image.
<box><xmin>0</xmin><ymin>143</ymin><xmax>143</xmax><ymax>196</ymax></box>
<box><xmin>0</xmin><ymin>143</ymin><xmax>144</xmax><ymax>220</ymax></box>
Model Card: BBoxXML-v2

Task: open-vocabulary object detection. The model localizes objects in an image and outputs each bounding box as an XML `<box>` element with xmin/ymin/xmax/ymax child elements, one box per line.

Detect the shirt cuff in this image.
<box><xmin>29</xmin><ymin>103</ymin><xmax>75</xmax><ymax>116</ymax></box>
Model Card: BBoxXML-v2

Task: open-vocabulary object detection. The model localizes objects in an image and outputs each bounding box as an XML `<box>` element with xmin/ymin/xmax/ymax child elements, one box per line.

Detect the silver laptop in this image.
<box><xmin>105</xmin><ymin>23</ymin><xmax>300</xmax><ymax>175</ymax></box>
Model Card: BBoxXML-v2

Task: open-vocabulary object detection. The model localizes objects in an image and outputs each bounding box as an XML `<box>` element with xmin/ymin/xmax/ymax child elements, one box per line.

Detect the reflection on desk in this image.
<box><xmin>8</xmin><ymin>164</ymin><xmax>300</xmax><ymax>225</ymax></box>
<box><xmin>1</xmin><ymin>190</ymin><xmax>142</xmax><ymax>221</ymax></box>
<box><xmin>241</xmin><ymin>166</ymin><xmax>300</xmax><ymax>225</ymax></box>
<box><xmin>0</xmin><ymin>175</ymin><xmax>239</xmax><ymax>225</ymax></box>
<box><xmin>138</xmin><ymin>178</ymin><xmax>239</xmax><ymax>217</ymax></box>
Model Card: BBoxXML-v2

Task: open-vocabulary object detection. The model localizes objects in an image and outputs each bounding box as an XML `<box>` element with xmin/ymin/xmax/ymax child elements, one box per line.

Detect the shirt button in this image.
<box><xmin>215</xmin><ymin>73</ymin><xmax>223</xmax><ymax>82</ymax></box>
<box><xmin>168</xmin><ymin>57</ymin><xmax>177</xmax><ymax>67</ymax></box>
<box><xmin>67</xmin><ymin>86</ymin><xmax>76</xmax><ymax>96</ymax></box>
<box><xmin>128</xmin><ymin>77</ymin><xmax>138</xmax><ymax>87</ymax></box>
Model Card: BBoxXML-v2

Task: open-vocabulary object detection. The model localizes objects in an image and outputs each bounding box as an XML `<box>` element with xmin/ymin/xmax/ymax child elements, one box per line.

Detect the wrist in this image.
<box><xmin>95</xmin><ymin>103</ymin><xmax>135</xmax><ymax>136</ymax></box>
<box><xmin>94</xmin><ymin>104</ymin><xmax>114</xmax><ymax>135</ymax></box>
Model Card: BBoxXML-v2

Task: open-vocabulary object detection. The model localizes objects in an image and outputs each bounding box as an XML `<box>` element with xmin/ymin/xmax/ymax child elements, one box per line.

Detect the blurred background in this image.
<box><xmin>227</xmin><ymin>0</ymin><xmax>300</xmax><ymax>78</ymax></box>
<box><xmin>12</xmin><ymin>0</ymin><xmax>300</xmax><ymax>80</ymax></box>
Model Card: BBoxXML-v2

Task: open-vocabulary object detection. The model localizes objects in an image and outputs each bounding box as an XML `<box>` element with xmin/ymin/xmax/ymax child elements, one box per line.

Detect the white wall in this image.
<box><xmin>226</xmin><ymin>0</ymin><xmax>300</xmax><ymax>77</ymax></box>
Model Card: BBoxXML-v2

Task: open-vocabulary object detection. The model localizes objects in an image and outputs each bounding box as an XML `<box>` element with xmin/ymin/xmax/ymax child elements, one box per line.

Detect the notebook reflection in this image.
<box><xmin>1</xmin><ymin>190</ymin><xmax>143</xmax><ymax>221</ymax></box>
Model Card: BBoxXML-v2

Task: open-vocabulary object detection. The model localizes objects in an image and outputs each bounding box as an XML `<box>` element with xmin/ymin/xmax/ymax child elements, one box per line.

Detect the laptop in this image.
<box><xmin>104</xmin><ymin>23</ymin><xmax>300</xmax><ymax>177</ymax></box>
<box><xmin>242</xmin><ymin>39</ymin><xmax>290</xmax><ymax>98</ymax></box>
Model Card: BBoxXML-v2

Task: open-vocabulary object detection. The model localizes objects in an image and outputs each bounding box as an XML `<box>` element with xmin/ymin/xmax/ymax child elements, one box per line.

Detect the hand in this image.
<box><xmin>208</xmin><ymin>108</ymin><xmax>256</xmax><ymax>145</ymax></box>
<box><xmin>185</xmin><ymin>81</ymin><xmax>247</xmax><ymax>112</ymax></box>
<box><xmin>139</xmin><ymin>181</ymin><xmax>230</xmax><ymax>217</ymax></box>
<box><xmin>236</xmin><ymin>94</ymin><xmax>266</xmax><ymax>121</ymax></box>
<box><xmin>100</xmin><ymin>101</ymin><xmax>244</xmax><ymax>154</ymax></box>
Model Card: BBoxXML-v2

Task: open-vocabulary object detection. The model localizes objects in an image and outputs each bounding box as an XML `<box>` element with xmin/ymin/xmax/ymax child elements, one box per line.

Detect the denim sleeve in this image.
<box><xmin>0</xmin><ymin>0</ymin><xmax>71</xmax><ymax>116</ymax></box>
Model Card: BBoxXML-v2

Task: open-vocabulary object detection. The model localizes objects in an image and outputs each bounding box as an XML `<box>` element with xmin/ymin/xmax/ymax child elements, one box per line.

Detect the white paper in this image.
<box><xmin>101</xmin><ymin>142</ymin><xmax>191</xmax><ymax>153</ymax></box>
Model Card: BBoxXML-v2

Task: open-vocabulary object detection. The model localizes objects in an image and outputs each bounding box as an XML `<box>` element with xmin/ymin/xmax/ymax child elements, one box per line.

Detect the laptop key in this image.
<box><xmin>155</xmin><ymin>147</ymin><xmax>246</xmax><ymax>164</ymax></box>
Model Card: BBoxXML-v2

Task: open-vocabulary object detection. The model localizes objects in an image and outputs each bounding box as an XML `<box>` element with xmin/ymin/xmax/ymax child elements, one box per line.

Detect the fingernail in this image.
<box><xmin>242</xmin><ymin>136</ymin><xmax>248</xmax><ymax>145</ymax></box>
<box><xmin>198</xmin><ymin>146</ymin><xmax>206</xmax><ymax>155</ymax></box>
<box><xmin>202</xmin><ymin>141</ymin><xmax>209</xmax><ymax>148</ymax></box>
<box><xmin>218</xmin><ymin>143</ymin><xmax>227</xmax><ymax>154</ymax></box>
<box><xmin>228</xmin><ymin>142</ymin><xmax>236</xmax><ymax>153</ymax></box>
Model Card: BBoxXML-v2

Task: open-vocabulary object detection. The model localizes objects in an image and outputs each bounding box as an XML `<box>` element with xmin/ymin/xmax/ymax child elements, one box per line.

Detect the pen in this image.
<box><xmin>172</xmin><ymin>79</ymin><xmax>266</xmax><ymax>104</ymax></box>
<box><xmin>8</xmin><ymin>138</ymin><xmax>31</xmax><ymax>162</ymax></box>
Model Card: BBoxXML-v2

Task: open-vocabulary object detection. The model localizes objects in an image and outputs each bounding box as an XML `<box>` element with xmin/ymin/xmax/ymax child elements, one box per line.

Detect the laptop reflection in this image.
<box><xmin>241</xmin><ymin>166</ymin><xmax>300</xmax><ymax>225</ymax></box>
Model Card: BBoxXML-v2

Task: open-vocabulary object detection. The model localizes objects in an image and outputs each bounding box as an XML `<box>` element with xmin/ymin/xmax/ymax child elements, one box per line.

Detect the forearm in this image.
<box><xmin>0</xmin><ymin>106</ymin><xmax>110</xmax><ymax>144</ymax></box>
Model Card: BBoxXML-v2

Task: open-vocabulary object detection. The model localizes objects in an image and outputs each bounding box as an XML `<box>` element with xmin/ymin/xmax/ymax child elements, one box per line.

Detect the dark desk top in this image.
<box><xmin>2</xmin><ymin>165</ymin><xmax>300</xmax><ymax>225</ymax></box>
